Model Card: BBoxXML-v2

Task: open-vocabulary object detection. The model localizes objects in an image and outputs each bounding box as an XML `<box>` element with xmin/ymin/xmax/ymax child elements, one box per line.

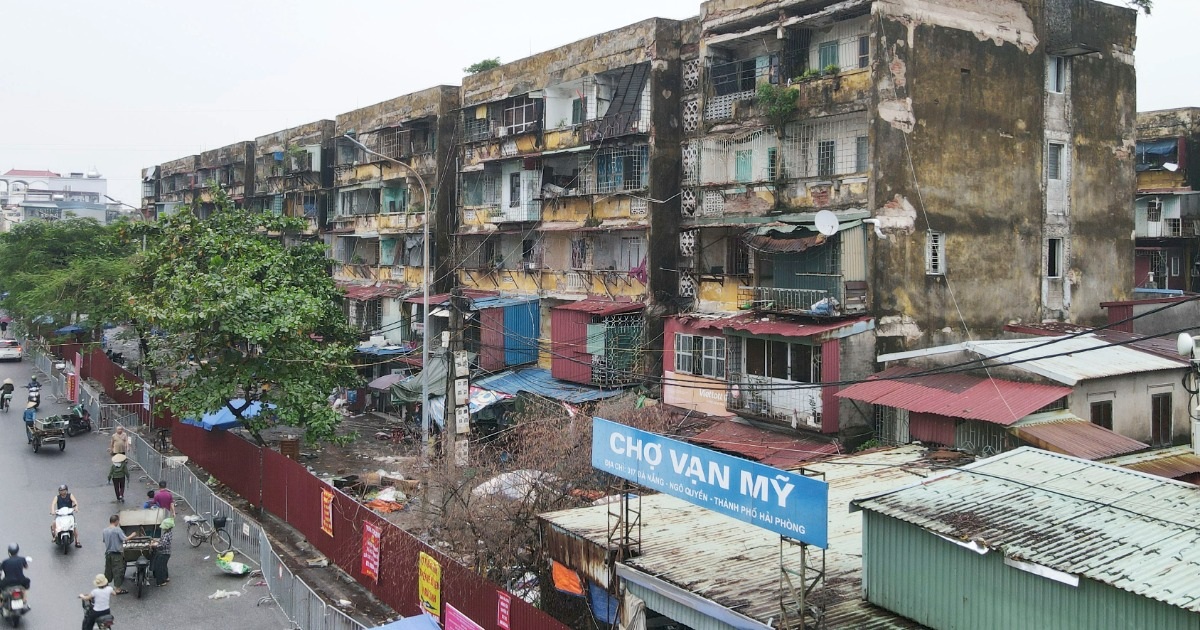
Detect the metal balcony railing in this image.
<box><xmin>740</xmin><ymin>284</ymin><xmax>841</xmax><ymax>313</ymax></box>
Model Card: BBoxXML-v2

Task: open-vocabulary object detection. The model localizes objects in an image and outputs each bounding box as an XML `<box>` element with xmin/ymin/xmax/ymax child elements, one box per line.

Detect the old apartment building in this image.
<box><xmin>454</xmin><ymin>18</ymin><xmax>686</xmax><ymax>384</ymax></box>
<box><xmin>331</xmin><ymin>86</ymin><xmax>461</xmax><ymax>346</ymax></box>
<box><xmin>662</xmin><ymin>0</ymin><xmax>1137</xmax><ymax>441</ymax></box>
<box><xmin>138</xmin><ymin>0</ymin><xmax>1139</xmax><ymax>446</ymax></box>
<box><xmin>1134</xmin><ymin>107</ymin><xmax>1200</xmax><ymax>291</ymax></box>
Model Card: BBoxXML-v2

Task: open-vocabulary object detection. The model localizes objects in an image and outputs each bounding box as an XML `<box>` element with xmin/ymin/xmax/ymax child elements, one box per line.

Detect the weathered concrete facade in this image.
<box><xmin>196</xmin><ymin>141</ymin><xmax>256</xmax><ymax>218</ymax></box>
<box><xmin>1134</xmin><ymin>107</ymin><xmax>1200</xmax><ymax>292</ymax></box>
<box><xmin>250</xmin><ymin>120</ymin><xmax>336</xmax><ymax>236</ymax></box>
<box><xmin>155</xmin><ymin>154</ymin><xmax>199</xmax><ymax>214</ymax></box>
<box><xmin>331</xmin><ymin>86</ymin><xmax>460</xmax><ymax>345</ymax></box>
<box><xmin>871</xmin><ymin>0</ymin><xmax>1136</xmax><ymax>353</ymax></box>
<box><xmin>455</xmin><ymin>18</ymin><xmax>686</xmax><ymax>383</ymax></box>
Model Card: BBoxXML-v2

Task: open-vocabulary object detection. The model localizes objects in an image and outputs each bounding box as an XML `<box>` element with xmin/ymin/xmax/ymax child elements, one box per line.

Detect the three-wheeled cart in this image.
<box><xmin>119</xmin><ymin>507</ymin><xmax>166</xmax><ymax>598</ymax></box>
<box><xmin>30</xmin><ymin>416</ymin><xmax>67</xmax><ymax>453</ymax></box>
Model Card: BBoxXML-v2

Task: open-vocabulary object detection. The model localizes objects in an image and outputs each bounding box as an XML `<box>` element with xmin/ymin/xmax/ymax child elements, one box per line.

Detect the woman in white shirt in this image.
<box><xmin>79</xmin><ymin>574</ymin><xmax>114</xmax><ymax>629</ymax></box>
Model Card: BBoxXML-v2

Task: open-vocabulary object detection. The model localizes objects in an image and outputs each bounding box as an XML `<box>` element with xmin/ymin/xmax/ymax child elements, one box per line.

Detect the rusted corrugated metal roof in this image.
<box><xmin>724</xmin><ymin>314</ymin><xmax>871</xmax><ymax>337</ymax></box>
<box><xmin>1102</xmin><ymin>445</ymin><xmax>1200</xmax><ymax>482</ymax></box>
<box><xmin>688</xmin><ymin>420</ymin><xmax>842</xmax><ymax>468</ymax></box>
<box><xmin>1009</xmin><ymin>418</ymin><xmax>1148</xmax><ymax>460</ymax></box>
<box><xmin>552</xmin><ymin>300</ymin><xmax>642</xmax><ymax>316</ymax></box>
<box><xmin>853</xmin><ymin>448</ymin><xmax>1200</xmax><ymax>613</ymax></box>
<box><xmin>540</xmin><ymin>446</ymin><xmax>938</xmax><ymax>628</ymax></box>
<box><xmin>745</xmin><ymin>232</ymin><xmax>826</xmax><ymax>253</ymax></box>
<box><xmin>837</xmin><ymin>366</ymin><xmax>1072</xmax><ymax>425</ymax></box>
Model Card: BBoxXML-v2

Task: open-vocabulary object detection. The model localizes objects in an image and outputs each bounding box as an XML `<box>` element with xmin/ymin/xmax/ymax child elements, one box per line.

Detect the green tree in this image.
<box><xmin>130</xmin><ymin>190</ymin><xmax>359</xmax><ymax>445</ymax></box>
<box><xmin>1129</xmin><ymin>0</ymin><xmax>1152</xmax><ymax>13</ymax></box>
<box><xmin>464</xmin><ymin>57</ymin><xmax>501</xmax><ymax>74</ymax></box>
<box><xmin>0</xmin><ymin>218</ymin><xmax>136</xmax><ymax>327</ymax></box>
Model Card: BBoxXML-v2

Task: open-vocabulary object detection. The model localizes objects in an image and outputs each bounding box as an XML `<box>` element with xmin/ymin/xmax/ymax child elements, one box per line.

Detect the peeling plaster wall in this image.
<box><xmin>871</xmin><ymin>8</ymin><xmax>1045</xmax><ymax>352</ymax></box>
<box><xmin>334</xmin><ymin>85</ymin><xmax>460</xmax><ymax>135</ymax></box>
<box><xmin>255</xmin><ymin>120</ymin><xmax>336</xmax><ymax>156</ymax></box>
<box><xmin>460</xmin><ymin>19</ymin><xmax>672</xmax><ymax>107</ymax></box>
<box><xmin>1063</xmin><ymin>0</ymin><xmax>1136</xmax><ymax>324</ymax></box>
<box><xmin>869</xmin><ymin>0</ymin><xmax>1133</xmax><ymax>354</ymax></box>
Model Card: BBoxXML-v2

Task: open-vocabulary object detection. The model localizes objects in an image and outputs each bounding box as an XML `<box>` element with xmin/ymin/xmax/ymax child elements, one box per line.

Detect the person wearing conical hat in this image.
<box><xmin>107</xmin><ymin>454</ymin><xmax>129</xmax><ymax>502</ymax></box>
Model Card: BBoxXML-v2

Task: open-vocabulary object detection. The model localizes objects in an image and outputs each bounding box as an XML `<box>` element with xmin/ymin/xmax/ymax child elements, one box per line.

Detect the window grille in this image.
<box><xmin>1047</xmin><ymin>143</ymin><xmax>1064</xmax><ymax>180</ymax></box>
<box><xmin>926</xmin><ymin>231</ymin><xmax>945</xmax><ymax>275</ymax></box>
<box><xmin>596</xmin><ymin>146</ymin><xmax>649</xmax><ymax>194</ymax></box>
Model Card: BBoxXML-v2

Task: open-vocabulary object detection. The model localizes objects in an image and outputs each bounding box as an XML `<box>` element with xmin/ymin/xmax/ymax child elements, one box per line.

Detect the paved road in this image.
<box><xmin>0</xmin><ymin>355</ymin><xmax>294</xmax><ymax>629</ymax></box>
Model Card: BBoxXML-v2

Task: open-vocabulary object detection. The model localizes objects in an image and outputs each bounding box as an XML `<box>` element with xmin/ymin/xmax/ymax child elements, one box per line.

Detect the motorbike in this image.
<box><xmin>24</xmin><ymin>384</ymin><xmax>39</xmax><ymax>411</ymax></box>
<box><xmin>63</xmin><ymin>405</ymin><xmax>92</xmax><ymax>438</ymax></box>
<box><xmin>80</xmin><ymin>598</ymin><xmax>113</xmax><ymax>629</ymax></box>
<box><xmin>0</xmin><ymin>391</ymin><xmax>10</xmax><ymax>413</ymax></box>
<box><xmin>53</xmin><ymin>507</ymin><xmax>76</xmax><ymax>555</ymax></box>
<box><xmin>0</xmin><ymin>584</ymin><xmax>28</xmax><ymax>627</ymax></box>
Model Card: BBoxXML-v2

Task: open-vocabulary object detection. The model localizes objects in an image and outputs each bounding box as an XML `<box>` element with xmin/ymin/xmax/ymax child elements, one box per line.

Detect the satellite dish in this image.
<box><xmin>1177</xmin><ymin>332</ymin><xmax>1196</xmax><ymax>358</ymax></box>
<box><xmin>814</xmin><ymin>210</ymin><xmax>839</xmax><ymax>236</ymax></box>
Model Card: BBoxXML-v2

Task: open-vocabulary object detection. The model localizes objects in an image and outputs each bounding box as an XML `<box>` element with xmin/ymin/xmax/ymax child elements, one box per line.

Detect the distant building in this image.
<box><xmin>1134</xmin><ymin>107</ymin><xmax>1200</xmax><ymax>291</ymax></box>
<box><xmin>1</xmin><ymin>168</ymin><xmax>108</xmax><ymax>209</ymax></box>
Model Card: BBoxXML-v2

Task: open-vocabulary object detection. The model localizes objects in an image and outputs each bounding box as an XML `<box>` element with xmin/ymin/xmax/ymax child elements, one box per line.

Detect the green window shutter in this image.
<box><xmin>586</xmin><ymin>323</ymin><xmax>606</xmax><ymax>357</ymax></box>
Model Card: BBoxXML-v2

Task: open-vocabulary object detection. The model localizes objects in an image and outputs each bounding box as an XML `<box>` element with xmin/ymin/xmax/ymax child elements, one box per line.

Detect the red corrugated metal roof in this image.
<box><xmin>837</xmin><ymin>366</ymin><xmax>1072</xmax><ymax>425</ymax></box>
<box><xmin>725</xmin><ymin>314</ymin><xmax>869</xmax><ymax>337</ymax></box>
<box><xmin>553</xmin><ymin>300</ymin><xmax>643</xmax><ymax>316</ymax></box>
<box><xmin>1010</xmin><ymin>420</ymin><xmax>1148</xmax><ymax>460</ymax></box>
<box><xmin>689</xmin><ymin>420</ymin><xmax>841</xmax><ymax>468</ymax></box>
<box><xmin>4</xmin><ymin>169</ymin><xmax>60</xmax><ymax>177</ymax></box>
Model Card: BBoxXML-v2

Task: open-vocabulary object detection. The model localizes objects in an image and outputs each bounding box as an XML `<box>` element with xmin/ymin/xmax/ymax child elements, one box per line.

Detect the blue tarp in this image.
<box><xmin>356</xmin><ymin>344</ymin><xmax>416</xmax><ymax>356</ymax></box>
<box><xmin>54</xmin><ymin>325</ymin><xmax>84</xmax><ymax>334</ymax></box>
<box><xmin>370</xmin><ymin>614</ymin><xmax>441</xmax><ymax>630</ymax></box>
<box><xmin>470</xmin><ymin>294</ymin><xmax>540</xmax><ymax>310</ymax></box>
<box><xmin>475</xmin><ymin>367</ymin><xmax>623</xmax><ymax>404</ymax></box>
<box><xmin>180</xmin><ymin>399</ymin><xmax>275</xmax><ymax>431</ymax></box>
<box><xmin>1137</xmin><ymin>138</ymin><xmax>1178</xmax><ymax>157</ymax></box>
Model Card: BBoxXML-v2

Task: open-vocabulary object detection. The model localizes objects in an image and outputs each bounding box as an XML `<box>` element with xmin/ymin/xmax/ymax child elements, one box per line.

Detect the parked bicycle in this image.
<box><xmin>184</xmin><ymin>512</ymin><xmax>231</xmax><ymax>553</ymax></box>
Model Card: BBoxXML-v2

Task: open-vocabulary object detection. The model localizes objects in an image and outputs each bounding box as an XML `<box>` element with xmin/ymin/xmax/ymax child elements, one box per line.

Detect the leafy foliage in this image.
<box><xmin>1129</xmin><ymin>0</ymin><xmax>1151</xmax><ymax>13</ymax></box>
<box><xmin>129</xmin><ymin>190</ymin><xmax>358</xmax><ymax>445</ymax></box>
<box><xmin>0</xmin><ymin>218</ymin><xmax>135</xmax><ymax>327</ymax></box>
<box><xmin>756</xmin><ymin>83</ymin><xmax>799</xmax><ymax>135</ymax></box>
<box><xmin>463</xmin><ymin>57</ymin><xmax>501</xmax><ymax>74</ymax></box>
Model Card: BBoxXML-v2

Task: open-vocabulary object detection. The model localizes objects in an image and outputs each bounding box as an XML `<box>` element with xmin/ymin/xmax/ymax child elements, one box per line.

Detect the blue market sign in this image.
<box><xmin>592</xmin><ymin>417</ymin><xmax>829</xmax><ymax>547</ymax></box>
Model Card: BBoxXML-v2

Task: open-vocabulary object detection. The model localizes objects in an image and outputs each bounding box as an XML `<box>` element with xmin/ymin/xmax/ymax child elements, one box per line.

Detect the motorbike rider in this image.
<box><xmin>0</xmin><ymin>543</ymin><xmax>30</xmax><ymax>590</ymax></box>
<box><xmin>0</xmin><ymin>378</ymin><xmax>13</xmax><ymax>410</ymax></box>
<box><xmin>79</xmin><ymin>574</ymin><xmax>113</xmax><ymax>630</ymax></box>
<box><xmin>22</xmin><ymin>403</ymin><xmax>36</xmax><ymax>444</ymax></box>
<box><xmin>50</xmin><ymin>485</ymin><xmax>82</xmax><ymax>548</ymax></box>
<box><xmin>24</xmin><ymin>375</ymin><xmax>38</xmax><ymax>390</ymax></box>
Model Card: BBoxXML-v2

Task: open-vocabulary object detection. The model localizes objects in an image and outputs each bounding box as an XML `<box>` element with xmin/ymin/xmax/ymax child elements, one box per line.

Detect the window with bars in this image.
<box><xmin>735</xmin><ymin>150</ymin><xmax>753</xmax><ymax>182</ymax></box>
<box><xmin>503</xmin><ymin>96</ymin><xmax>540</xmax><ymax>135</ymax></box>
<box><xmin>461</xmin><ymin>172</ymin><xmax>501</xmax><ymax>207</ymax></box>
<box><xmin>571</xmin><ymin>237</ymin><xmax>591</xmax><ymax>270</ymax></box>
<box><xmin>1146</xmin><ymin>198</ymin><xmax>1162</xmax><ymax>222</ymax></box>
<box><xmin>674</xmin><ymin>333</ymin><xmax>727</xmax><ymax>379</ymax></box>
<box><xmin>855</xmin><ymin>136</ymin><xmax>868</xmax><ymax>172</ymax></box>
<box><xmin>817</xmin><ymin>140</ymin><xmax>836</xmax><ymax>177</ymax></box>
<box><xmin>926</xmin><ymin>231</ymin><xmax>945</xmax><ymax>275</ymax></box>
<box><xmin>379</xmin><ymin>128</ymin><xmax>412</xmax><ymax>159</ymax></box>
<box><xmin>522</xmin><ymin>237</ymin><xmax>544</xmax><ymax>267</ymax></box>
<box><xmin>597</xmin><ymin>146</ymin><xmax>649</xmax><ymax>193</ymax></box>
<box><xmin>818</xmin><ymin>41</ymin><xmax>838</xmax><ymax>69</ymax></box>
<box><xmin>509</xmin><ymin>173</ymin><xmax>521</xmax><ymax>208</ymax></box>
<box><xmin>727</xmin><ymin>238</ymin><xmax>750</xmax><ymax>276</ymax></box>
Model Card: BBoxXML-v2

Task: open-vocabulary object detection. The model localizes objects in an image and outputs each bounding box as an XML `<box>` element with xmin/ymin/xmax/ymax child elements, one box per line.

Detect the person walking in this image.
<box><xmin>151</xmin><ymin>517</ymin><xmax>172</xmax><ymax>587</ymax></box>
<box><xmin>22</xmin><ymin>402</ymin><xmax>35</xmax><ymax>444</ymax></box>
<box><xmin>100</xmin><ymin>515</ymin><xmax>127</xmax><ymax>595</ymax></box>
<box><xmin>79</xmin><ymin>574</ymin><xmax>114</xmax><ymax>630</ymax></box>
<box><xmin>108</xmin><ymin>426</ymin><xmax>130</xmax><ymax>456</ymax></box>
<box><xmin>106</xmin><ymin>454</ymin><xmax>129</xmax><ymax>502</ymax></box>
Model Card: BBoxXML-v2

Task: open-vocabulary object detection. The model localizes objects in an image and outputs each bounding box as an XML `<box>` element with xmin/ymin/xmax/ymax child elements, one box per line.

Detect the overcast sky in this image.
<box><xmin>1</xmin><ymin>0</ymin><xmax>1193</xmax><ymax>206</ymax></box>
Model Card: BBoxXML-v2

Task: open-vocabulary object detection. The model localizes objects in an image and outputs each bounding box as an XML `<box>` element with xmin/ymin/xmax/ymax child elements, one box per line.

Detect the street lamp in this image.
<box><xmin>341</xmin><ymin>134</ymin><xmax>434</xmax><ymax>457</ymax></box>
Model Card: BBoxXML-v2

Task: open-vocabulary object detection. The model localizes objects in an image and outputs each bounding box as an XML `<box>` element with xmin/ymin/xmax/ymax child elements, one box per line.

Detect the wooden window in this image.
<box><xmin>509</xmin><ymin>173</ymin><xmax>521</xmax><ymax>208</ymax></box>
<box><xmin>735</xmin><ymin>150</ymin><xmax>753</xmax><ymax>182</ymax></box>
<box><xmin>858</xmin><ymin>36</ymin><xmax>870</xmax><ymax>69</ymax></box>
<box><xmin>818</xmin><ymin>41</ymin><xmax>838</xmax><ymax>69</ymax></box>
<box><xmin>1047</xmin><ymin>56</ymin><xmax>1067</xmax><ymax>94</ymax></box>
<box><xmin>1047</xmin><ymin>238</ymin><xmax>1063</xmax><ymax>278</ymax></box>
<box><xmin>1151</xmin><ymin>392</ymin><xmax>1172</xmax><ymax>446</ymax></box>
<box><xmin>571</xmin><ymin>98</ymin><xmax>585</xmax><ymax>125</ymax></box>
<box><xmin>1090</xmin><ymin>401</ymin><xmax>1113</xmax><ymax>430</ymax></box>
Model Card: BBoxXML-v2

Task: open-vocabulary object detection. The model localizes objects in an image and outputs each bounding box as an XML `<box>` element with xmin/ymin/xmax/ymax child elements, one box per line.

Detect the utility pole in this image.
<box><xmin>447</xmin><ymin>288</ymin><xmax>471</xmax><ymax>473</ymax></box>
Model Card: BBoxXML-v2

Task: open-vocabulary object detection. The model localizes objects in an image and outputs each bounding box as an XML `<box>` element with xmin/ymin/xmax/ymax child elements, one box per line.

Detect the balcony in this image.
<box><xmin>488</xmin><ymin>202</ymin><xmax>541</xmax><ymax>224</ymax></box>
<box><xmin>705</xmin><ymin>90</ymin><xmax>756</xmax><ymax>121</ymax></box>
<box><xmin>726</xmin><ymin>372</ymin><xmax>821</xmax><ymax>428</ymax></box>
<box><xmin>740</xmin><ymin>284</ymin><xmax>841</xmax><ymax>314</ymax></box>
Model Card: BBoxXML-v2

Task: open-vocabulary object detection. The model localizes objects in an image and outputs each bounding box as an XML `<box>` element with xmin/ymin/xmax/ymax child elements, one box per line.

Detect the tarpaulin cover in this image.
<box><xmin>371</xmin><ymin>613</ymin><xmax>442</xmax><ymax>630</ymax></box>
<box><xmin>389</xmin><ymin>352</ymin><xmax>449</xmax><ymax>403</ymax></box>
<box><xmin>589</xmin><ymin>581</ymin><xmax>619</xmax><ymax>624</ymax></box>
<box><xmin>1138</xmin><ymin>138</ymin><xmax>1178</xmax><ymax>156</ymax></box>
<box><xmin>180</xmin><ymin>398</ymin><xmax>275</xmax><ymax>432</ymax></box>
<box><xmin>474</xmin><ymin>367</ymin><xmax>623</xmax><ymax>404</ymax></box>
<box><xmin>551</xmin><ymin>560</ymin><xmax>585</xmax><ymax>597</ymax></box>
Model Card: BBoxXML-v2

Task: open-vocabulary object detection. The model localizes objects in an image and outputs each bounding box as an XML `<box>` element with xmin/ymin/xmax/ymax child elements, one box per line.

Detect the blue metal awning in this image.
<box><xmin>470</xmin><ymin>294</ymin><xmax>539</xmax><ymax>310</ymax></box>
<box><xmin>475</xmin><ymin>367</ymin><xmax>623</xmax><ymax>404</ymax></box>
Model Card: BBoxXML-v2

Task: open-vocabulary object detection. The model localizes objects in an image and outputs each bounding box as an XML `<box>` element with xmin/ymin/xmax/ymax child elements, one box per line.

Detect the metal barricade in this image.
<box><xmin>125</xmin><ymin>428</ymin><xmax>364</xmax><ymax>630</ymax></box>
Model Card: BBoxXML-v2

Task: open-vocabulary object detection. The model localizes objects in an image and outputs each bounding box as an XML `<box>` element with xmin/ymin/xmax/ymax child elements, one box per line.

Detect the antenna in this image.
<box><xmin>814</xmin><ymin>210</ymin><xmax>839</xmax><ymax>237</ymax></box>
